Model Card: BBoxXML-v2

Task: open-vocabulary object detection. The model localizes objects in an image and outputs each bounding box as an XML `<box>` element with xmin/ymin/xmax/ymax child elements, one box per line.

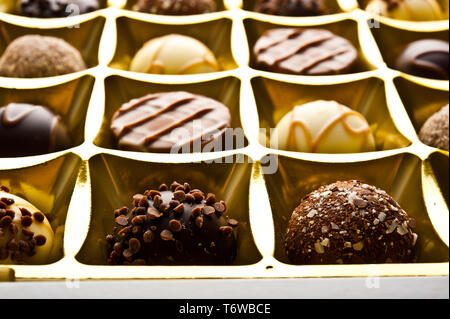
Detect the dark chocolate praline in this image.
<box><xmin>254</xmin><ymin>0</ymin><xmax>328</xmax><ymax>16</ymax></box>
<box><xmin>106</xmin><ymin>182</ymin><xmax>239</xmax><ymax>265</ymax></box>
<box><xmin>395</xmin><ymin>39</ymin><xmax>449</xmax><ymax>80</ymax></box>
<box><xmin>0</xmin><ymin>103</ymin><xmax>72</xmax><ymax>157</ymax></box>
<box><xmin>19</xmin><ymin>0</ymin><xmax>100</xmax><ymax>18</ymax></box>
<box><xmin>285</xmin><ymin>180</ymin><xmax>418</xmax><ymax>265</ymax></box>
<box><xmin>133</xmin><ymin>0</ymin><xmax>216</xmax><ymax>15</ymax></box>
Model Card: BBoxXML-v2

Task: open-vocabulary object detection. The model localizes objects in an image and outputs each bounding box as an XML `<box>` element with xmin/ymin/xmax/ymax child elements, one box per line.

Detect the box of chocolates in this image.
<box><xmin>0</xmin><ymin>0</ymin><xmax>448</xmax><ymax>282</ymax></box>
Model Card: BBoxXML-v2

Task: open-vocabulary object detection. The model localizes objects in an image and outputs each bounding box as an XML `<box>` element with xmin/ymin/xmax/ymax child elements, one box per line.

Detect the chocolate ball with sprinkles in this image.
<box><xmin>0</xmin><ymin>186</ymin><xmax>54</xmax><ymax>265</ymax></box>
<box><xmin>285</xmin><ymin>180</ymin><xmax>418</xmax><ymax>265</ymax></box>
<box><xmin>105</xmin><ymin>182</ymin><xmax>239</xmax><ymax>265</ymax></box>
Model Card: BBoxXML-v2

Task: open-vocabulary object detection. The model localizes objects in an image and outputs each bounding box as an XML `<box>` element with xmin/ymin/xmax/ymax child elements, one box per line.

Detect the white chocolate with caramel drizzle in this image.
<box><xmin>271</xmin><ymin>100</ymin><xmax>376</xmax><ymax>153</ymax></box>
<box><xmin>130</xmin><ymin>34</ymin><xmax>220</xmax><ymax>75</ymax></box>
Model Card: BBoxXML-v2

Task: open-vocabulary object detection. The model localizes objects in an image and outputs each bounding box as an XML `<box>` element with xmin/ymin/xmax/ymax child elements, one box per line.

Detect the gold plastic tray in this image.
<box><xmin>0</xmin><ymin>0</ymin><xmax>448</xmax><ymax>281</ymax></box>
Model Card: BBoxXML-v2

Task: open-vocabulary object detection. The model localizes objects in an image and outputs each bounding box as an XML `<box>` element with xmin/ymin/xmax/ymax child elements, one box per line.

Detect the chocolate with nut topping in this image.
<box><xmin>106</xmin><ymin>182</ymin><xmax>238</xmax><ymax>265</ymax></box>
<box><xmin>285</xmin><ymin>180</ymin><xmax>418</xmax><ymax>265</ymax></box>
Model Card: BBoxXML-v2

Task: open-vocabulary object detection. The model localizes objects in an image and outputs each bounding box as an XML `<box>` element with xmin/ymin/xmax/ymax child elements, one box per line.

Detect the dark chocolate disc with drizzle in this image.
<box><xmin>0</xmin><ymin>103</ymin><xmax>72</xmax><ymax>157</ymax></box>
<box><xmin>253</xmin><ymin>28</ymin><xmax>358</xmax><ymax>75</ymax></box>
<box><xmin>395</xmin><ymin>39</ymin><xmax>449</xmax><ymax>80</ymax></box>
<box><xmin>105</xmin><ymin>182</ymin><xmax>239</xmax><ymax>265</ymax></box>
<box><xmin>110</xmin><ymin>91</ymin><xmax>231</xmax><ymax>153</ymax></box>
<box><xmin>254</xmin><ymin>0</ymin><xmax>328</xmax><ymax>16</ymax></box>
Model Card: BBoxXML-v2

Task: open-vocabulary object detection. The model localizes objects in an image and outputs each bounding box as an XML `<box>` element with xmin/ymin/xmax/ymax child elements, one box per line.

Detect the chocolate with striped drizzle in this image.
<box><xmin>253</xmin><ymin>28</ymin><xmax>358</xmax><ymax>75</ymax></box>
<box><xmin>110</xmin><ymin>91</ymin><xmax>231</xmax><ymax>153</ymax></box>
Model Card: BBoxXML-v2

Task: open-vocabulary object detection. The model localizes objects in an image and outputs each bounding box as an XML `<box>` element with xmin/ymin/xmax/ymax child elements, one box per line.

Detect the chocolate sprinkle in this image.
<box><xmin>105</xmin><ymin>182</ymin><xmax>238</xmax><ymax>265</ymax></box>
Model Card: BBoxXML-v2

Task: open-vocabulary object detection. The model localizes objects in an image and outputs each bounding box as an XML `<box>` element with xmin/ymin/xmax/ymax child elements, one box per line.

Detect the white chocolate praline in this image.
<box><xmin>130</xmin><ymin>34</ymin><xmax>220</xmax><ymax>75</ymax></box>
<box><xmin>271</xmin><ymin>100</ymin><xmax>376</xmax><ymax>153</ymax></box>
<box><xmin>366</xmin><ymin>0</ymin><xmax>444</xmax><ymax>21</ymax></box>
<box><xmin>0</xmin><ymin>191</ymin><xmax>54</xmax><ymax>265</ymax></box>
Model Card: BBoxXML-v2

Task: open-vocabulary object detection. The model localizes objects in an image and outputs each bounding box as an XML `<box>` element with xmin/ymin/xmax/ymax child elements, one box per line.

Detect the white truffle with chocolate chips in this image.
<box><xmin>285</xmin><ymin>180</ymin><xmax>418</xmax><ymax>265</ymax></box>
<box><xmin>0</xmin><ymin>187</ymin><xmax>54</xmax><ymax>265</ymax></box>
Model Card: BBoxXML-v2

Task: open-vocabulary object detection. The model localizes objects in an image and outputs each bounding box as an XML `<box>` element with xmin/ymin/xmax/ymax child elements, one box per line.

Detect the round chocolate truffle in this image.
<box><xmin>0</xmin><ymin>103</ymin><xmax>72</xmax><ymax>157</ymax></box>
<box><xmin>365</xmin><ymin>0</ymin><xmax>444</xmax><ymax>21</ymax></box>
<box><xmin>106</xmin><ymin>182</ymin><xmax>239</xmax><ymax>265</ymax></box>
<box><xmin>253</xmin><ymin>28</ymin><xmax>358</xmax><ymax>75</ymax></box>
<box><xmin>0</xmin><ymin>35</ymin><xmax>86</xmax><ymax>78</ymax></box>
<box><xmin>19</xmin><ymin>0</ymin><xmax>99</xmax><ymax>18</ymax></box>
<box><xmin>129</xmin><ymin>34</ymin><xmax>219</xmax><ymax>75</ymax></box>
<box><xmin>419</xmin><ymin>104</ymin><xmax>449</xmax><ymax>151</ymax></box>
<box><xmin>110</xmin><ymin>91</ymin><xmax>231</xmax><ymax>153</ymax></box>
<box><xmin>270</xmin><ymin>100</ymin><xmax>376</xmax><ymax>153</ymax></box>
<box><xmin>285</xmin><ymin>180</ymin><xmax>418</xmax><ymax>264</ymax></box>
<box><xmin>254</xmin><ymin>0</ymin><xmax>327</xmax><ymax>16</ymax></box>
<box><xmin>0</xmin><ymin>187</ymin><xmax>54</xmax><ymax>265</ymax></box>
<box><xmin>133</xmin><ymin>0</ymin><xmax>216</xmax><ymax>15</ymax></box>
<box><xmin>395</xmin><ymin>39</ymin><xmax>449</xmax><ymax>80</ymax></box>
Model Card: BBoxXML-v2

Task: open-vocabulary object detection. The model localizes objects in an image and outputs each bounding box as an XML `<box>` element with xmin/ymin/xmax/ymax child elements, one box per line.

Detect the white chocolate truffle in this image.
<box><xmin>270</xmin><ymin>100</ymin><xmax>376</xmax><ymax>153</ymax></box>
<box><xmin>129</xmin><ymin>34</ymin><xmax>220</xmax><ymax>75</ymax></box>
<box><xmin>0</xmin><ymin>190</ymin><xmax>54</xmax><ymax>264</ymax></box>
<box><xmin>366</xmin><ymin>0</ymin><xmax>444</xmax><ymax>21</ymax></box>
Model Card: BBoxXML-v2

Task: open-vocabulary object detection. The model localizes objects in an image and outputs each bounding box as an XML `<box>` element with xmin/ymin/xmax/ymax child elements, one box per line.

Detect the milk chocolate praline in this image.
<box><xmin>0</xmin><ymin>103</ymin><xmax>72</xmax><ymax>157</ymax></box>
<box><xmin>133</xmin><ymin>0</ymin><xmax>217</xmax><ymax>15</ymax></box>
<box><xmin>253</xmin><ymin>28</ymin><xmax>358</xmax><ymax>75</ymax></box>
<box><xmin>0</xmin><ymin>187</ymin><xmax>54</xmax><ymax>265</ymax></box>
<box><xmin>254</xmin><ymin>0</ymin><xmax>328</xmax><ymax>16</ymax></box>
<box><xmin>106</xmin><ymin>182</ymin><xmax>238</xmax><ymax>265</ymax></box>
<box><xmin>110</xmin><ymin>91</ymin><xmax>231</xmax><ymax>153</ymax></box>
<box><xmin>285</xmin><ymin>180</ymin><xmax>418</xmax><ymax>264</ymax></box>
<box><xmin>395</xmin><ymin>39</ymin><xmax>449</xmax><ymax>80</ymax></box>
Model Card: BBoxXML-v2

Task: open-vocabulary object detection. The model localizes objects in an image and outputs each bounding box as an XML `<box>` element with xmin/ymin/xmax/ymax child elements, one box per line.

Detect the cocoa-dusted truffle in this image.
<box><xmin>253</xmin><ymin>28</ymin><xmax>358</xmax><ymax>75</ymax></box>
<box><xmin>254</xmin><ymin>0</ymin><xmax>327</xmax><ymax>16</ymax></box>
<box><xmin>419</xmin><ymin>104</ymin><xmax>449</xmax><ymax>151</ymax></box>
<box><xmin>19</xmin><ymin>0</ymin><xmax>100</xmax><ymax>18</ymax></box>
<box><xmin>106</xmin><ymin>182</ymin><xmax>238</xmax><ymax>265</ymax></box>
<box><xmin>0</xmin><ymin>103</ymin><xmax>72</xmax><ymax>157</ymax></box>
<box><xmin>285</xmin><ymin>180</ymin><xmax>418</xmax><ymax>264</ymax></box>
<box><xmin>0</xmin><ymin>35</ymin><xmax>86</xmax><ymax>78</ymax></box>
<box><xmin>133</xmin><ymin>0</ymin><xmax>216</xmax><ymax>15</ymax></box>
<box><xmin>395</xmin><ymin>39</ymin><xmax>449</xmax><ymax>80</ymax></box>
<box><xmin>0</xmin><ymin>187</ymin><xmax>54</xmax><ymax>265</ymax></box>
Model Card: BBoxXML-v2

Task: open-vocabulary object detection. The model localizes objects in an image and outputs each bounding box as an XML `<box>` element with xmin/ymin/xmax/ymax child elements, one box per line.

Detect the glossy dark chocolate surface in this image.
<box><xmin>19</xmin><ymin>0</ymin><xmax>99</xmax><ymax>18</ymax></box>
<box><xmin>253</xmin><ymin>28</ymin><xmax>358</xmax><ymax>75</ymax></box>
<box><xmin>395</xmin><ymin>39</ymin><xmax>449</xmax><ymax>80</ymax></box>
<box><xmin>0</xmin><ymin>103</ymin><xmax>72</xmax><ymax>157</ymax></box>
<box><xmin>110</xmin><ymin>91</ymin><xmax>231</xmax><ymax>153</ymax></box>
<box><xmin>254</xmin><ymin>0</ymin><xmax>327</xmax><ymax>16</ymax></box>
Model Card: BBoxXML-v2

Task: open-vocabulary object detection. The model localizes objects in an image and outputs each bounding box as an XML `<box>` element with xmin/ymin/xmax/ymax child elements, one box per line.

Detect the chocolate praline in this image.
<box><xmin>285</xmin><ymin>180</ymin><xmax>418</xmax><ymax>264</ymax></box>
<box><xmin>419</xmin><ymin>104</ymin><xmax>449</xmax><ymax>151</ymax></box>
<box><xmin>395</xmin><ymin>39</ymin><xmax>449</xmax><ymax>80</ymax></box>
<box><xmin>19</xmin><ymin>0</ymin><xmax>100</xmax><ymax>18</ymax></box>
<box><xmin>110</xmin><ymin>91</ymin><xmax>231</xmax><ymax>153</ymax></box>
<box><xmin>0</xmin><ymin>35</ymin><xmax>86</xmax><ymax>78</ymax></box>
<box><xmin>0</xmin><ymin>103</ymin><xmax>72</xmax><ymax>157</ymax></box>
<box><xmin>254</xmin><ymin>0</ymin><xmax>328</xmax><ymax>16</ymax></box>
<box><xmin>106</xmin><ymin>182</ymin><xmax>239</xmax><ymax>265</ymax></box>
<box><xmin>133</xmin><ymin>0</ymin><xmax>217</xmax><ymax>15</ymax></box>
<box><xmin>253</xmin><ymin>28</ymin><xmax>358</xmax><ymax>75</ymax></box>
